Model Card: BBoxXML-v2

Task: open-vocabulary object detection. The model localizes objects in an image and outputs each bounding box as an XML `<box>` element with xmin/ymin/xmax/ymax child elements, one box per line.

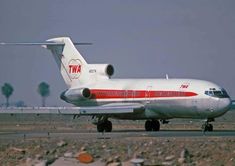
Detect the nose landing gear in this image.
<box><xmin>202</xmin><ymin>122</ymin><xmax>213</xmax><ymax>132</ymax></box>
<box><xmin>202</xmin><ymin>119</ymin><xmax>214</xmax><ymax>132</ymax></box>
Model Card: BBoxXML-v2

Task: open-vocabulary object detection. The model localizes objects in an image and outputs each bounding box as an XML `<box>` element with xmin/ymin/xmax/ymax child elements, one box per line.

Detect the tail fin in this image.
<box><xmin>46</xmin><ymin>37</ymin><xmax>90</xmax><ymax>88</ymax></box>
<box><xmin>1</xmin><ymin>37</ymin><xmax>113</xmax><ymax>88</ymax></box>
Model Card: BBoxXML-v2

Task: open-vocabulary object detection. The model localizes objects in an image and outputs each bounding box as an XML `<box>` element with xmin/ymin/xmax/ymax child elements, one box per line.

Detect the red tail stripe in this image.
<box><xmin>90</xmin><ymin>89</ymin><xmax>197</xmax><ymax>99</ymax></box>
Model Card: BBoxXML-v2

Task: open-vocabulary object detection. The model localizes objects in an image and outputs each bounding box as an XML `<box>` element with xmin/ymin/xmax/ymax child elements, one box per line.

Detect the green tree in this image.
<box><xmin>37</xmin><ymin>82</ymin><xmax>50</xmax><ymax>107</ymax></box>
<box><xmin>1</xmin><ymin>83</ymin><xmax>14</xmax><ymax>107</ymax></box>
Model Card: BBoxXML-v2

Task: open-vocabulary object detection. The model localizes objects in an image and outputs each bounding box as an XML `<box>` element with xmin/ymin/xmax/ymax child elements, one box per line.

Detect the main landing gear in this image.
<box><xmin>202</xmin><ymin>119</ymin><xmax>214</xmax><ymax>132</ymax></box>
<box><xmin>145</xmin><ymin>120</ymin><xmax>160</xmax><ymax>131</ymax></box>
<box><xmin>97</xmin><ymin>120</ymin><xmax>112</xmax><ymax>132</ymax></box>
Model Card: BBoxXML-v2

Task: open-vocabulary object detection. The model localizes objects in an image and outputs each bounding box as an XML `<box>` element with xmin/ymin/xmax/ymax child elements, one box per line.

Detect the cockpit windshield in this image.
<box><xmin>205</xmin><ymin>88</ymin><xmax>230</xmax><ymax>98</ymax></box>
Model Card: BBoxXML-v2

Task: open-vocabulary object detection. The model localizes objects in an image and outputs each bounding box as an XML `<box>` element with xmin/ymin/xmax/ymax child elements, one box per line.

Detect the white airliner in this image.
<box><xmin>0</xmin><ymin>37</ymin><xmax>231</xmax><ymax>132</ymax></box>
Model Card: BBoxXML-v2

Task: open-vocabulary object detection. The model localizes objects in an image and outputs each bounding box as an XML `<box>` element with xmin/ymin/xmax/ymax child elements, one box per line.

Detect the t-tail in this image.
<box><xmin>45</xmin><ymin>37</ymin><xmax>114</xmax><ymax>88</ymax></box>
<box><xmin>45</xmin><ymin>37</ymin><xmax>89</xmax><ymax>87</ymax></box>
<box><xmin>1</xmin><ymin>37</ymin><xmax>115</xmax><ymax>88</ymax></box>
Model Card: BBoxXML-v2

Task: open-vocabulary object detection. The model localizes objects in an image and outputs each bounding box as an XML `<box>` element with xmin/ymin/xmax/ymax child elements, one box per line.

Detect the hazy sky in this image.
<box><xmin>0</xmin><ymin>1</ymin><xmax>235</xmax><ymax>106</ymax></box>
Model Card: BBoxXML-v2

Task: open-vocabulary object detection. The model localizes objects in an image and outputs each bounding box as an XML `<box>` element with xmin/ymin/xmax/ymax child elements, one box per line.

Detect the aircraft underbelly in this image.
<box><xmin>73</xmin><ymin>98</ymin><xmax>207</xmax><ymax>120</ymax></box>
<box><xmin>144</xmin><ymin>98</ymin><xmax>200</xmax><ymax>119</ymax></box>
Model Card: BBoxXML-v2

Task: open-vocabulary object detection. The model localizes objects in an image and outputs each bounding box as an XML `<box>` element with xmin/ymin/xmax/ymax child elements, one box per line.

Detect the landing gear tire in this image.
<box><xmin>97</xmin><ymin>122</ymin><xmax>105</xmax><ymax>132</ymax></box>
<box><xmin>97</xmin><ymin>120</ymin><xmax>112</xmax><ymax>132</ymax></box>
<box><xmin>202</xmin><ymin>123</ymin><xmax>213</xmax><ymax>132</ymax></box>
<box><xmin>208</xmin><ymin>124</ymin><xmax>213</xmax><ymax>131</ymax></box>
<box><xmin>145</xmin><ymin>120</ymin><xmax>160</xmax><ymax>131</ymax></box>
<box><xmin>152</xmin><ymin>120</ymin><xmax>160</xmax><ymax>131</ymax></box>
<box><xmin>145</xmin><ymin>120</ymin><xmax>152</xmax><ymax>131</ymax></box>
<box><xmin>105</xmin><ymin>120</ymin><xmax>112</xmax><ymax>132</ymax></box>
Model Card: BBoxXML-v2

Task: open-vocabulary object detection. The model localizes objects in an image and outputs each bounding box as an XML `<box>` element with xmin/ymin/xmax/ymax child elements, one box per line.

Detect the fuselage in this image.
<box><xmin>61</xmin><ymin>78</ymin><xmax>231</xmax><ymax>120</ymax></box>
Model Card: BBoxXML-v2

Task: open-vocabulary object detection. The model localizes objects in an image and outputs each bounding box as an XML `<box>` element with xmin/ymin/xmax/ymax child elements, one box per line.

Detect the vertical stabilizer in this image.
<box><xmin>46</xmin><ymin>37</ymin><xmax>89</xmax><ymax>88</ymax></box>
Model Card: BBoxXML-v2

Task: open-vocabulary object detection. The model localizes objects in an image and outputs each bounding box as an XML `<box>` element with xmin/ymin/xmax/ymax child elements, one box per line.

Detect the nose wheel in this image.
<box><xmin>202</xmin><ymin>121</ymin><xmax>213</xmax><ymax>132</ymax></box>
<box><xmin>145</xmin><ymin>120</ymin><xmax>160</xmax><ymax>131</ymax></box>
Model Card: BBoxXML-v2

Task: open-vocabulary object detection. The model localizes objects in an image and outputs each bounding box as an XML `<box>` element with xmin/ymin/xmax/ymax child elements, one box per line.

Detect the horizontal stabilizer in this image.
<box><xmin>0</xmin><ymin>42</ymin><xmax>92</xmax><ymax>46</ymax></box>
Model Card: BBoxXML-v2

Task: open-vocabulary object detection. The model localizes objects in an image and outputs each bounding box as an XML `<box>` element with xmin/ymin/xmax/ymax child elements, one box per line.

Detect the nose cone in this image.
<box><xmin>218</xmin><ymin>98</ymin><xmax>231</xmax><ymax>112</ymax></box>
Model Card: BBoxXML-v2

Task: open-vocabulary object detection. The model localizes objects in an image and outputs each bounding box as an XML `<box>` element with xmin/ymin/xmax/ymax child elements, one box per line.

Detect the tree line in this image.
<box><xmin>1</xmin><ymin>82</ymin><xmax>50</xmax><ymax>107</ymax></box>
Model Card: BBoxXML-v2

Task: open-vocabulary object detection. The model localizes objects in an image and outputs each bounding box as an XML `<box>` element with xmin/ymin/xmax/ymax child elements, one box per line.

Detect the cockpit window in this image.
<box><xmin>204</xmin><ymin>89</ymin><xmax>230</xmax><ymax>98</ymax></box>
<box><xmin>213</xmin><ymin>91</ymin><xmax>224</xmax><ymax>97</ymax></box>
<box><xmin>221</xmin><ymin>89</ymin><xmax>230</xmax><ymax>98</ymax></box>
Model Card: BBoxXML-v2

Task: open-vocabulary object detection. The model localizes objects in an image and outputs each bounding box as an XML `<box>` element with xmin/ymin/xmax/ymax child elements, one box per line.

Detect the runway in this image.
<box><xmin>0</xmin><ymin>130</ymin><xmax>235</xmax><ymax>141</ymax></box>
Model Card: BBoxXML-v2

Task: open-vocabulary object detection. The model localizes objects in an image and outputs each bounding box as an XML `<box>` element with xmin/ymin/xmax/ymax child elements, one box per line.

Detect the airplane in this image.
<box><xmin>0</xmin><ymin>37</ymin><xmax>231</xmax><ymax>132</ymax></box>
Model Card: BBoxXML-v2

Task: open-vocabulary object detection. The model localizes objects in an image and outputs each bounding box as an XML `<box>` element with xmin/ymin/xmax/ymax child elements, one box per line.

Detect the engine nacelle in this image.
<box><xmin>88</xmin><ymin>64</ymin><xmax>114</xmax><ymax>78</ymax></box>
<box><xmin>60</xmin><ymin>88</ymin><xmax>91</xmax><ymax>101</ymax></box>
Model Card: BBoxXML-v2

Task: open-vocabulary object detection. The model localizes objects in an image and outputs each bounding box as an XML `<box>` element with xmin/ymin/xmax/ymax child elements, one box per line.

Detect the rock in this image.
<box><xmin>106</xmin><ymin>157</ymin><xmax>113</xmax><ymax>164</ymax></box>
<box><xmin>76</xmin><ymin>151</ymin><xmax>93</xmax><ymax>164</ymax></box>
<box><xmin>179</xmin><ymin>148</ymin><xmax>191</xmax><ymax>163</ymax></box>
<box><xmin>57</xmin><ymin>140</ymin><xmax>67</xmax><ymax>147</ymax></box>
<box><xmin>49</xmin><ymin>149</ymin><xmax>56</xmax><ymax>155</ymax></box>
<box><xmin>64</xmin><ymin>152</ymin><xmax>73</xmax><ymax>158</ymax></box>
<box><xmin>80</xmin><ymin>146</ymin><xmax>86</xmax><ymax>151</ymax></box>
<box><xmin>44</xmin><ymin>150</ymin><xmax>49</xmax><ymax>155</ymax></box>
<box><xmin>178</xmin><ymin>157</ymin><xmax>185</xmax><ymax>164</ymax></box>
<box><xmin>10</xmin><ymin>147</ymin><xmax>26</xmax><ymax>154</ymax></box>
<box><xmin>107</xmin><ymin>162</ymin><xmax>121</xmax><ymax>166</ymax></box>
<box><xmin>26</xmin><ymin>157</ymin><xmax>33</xmax><ymax>165</ymax></box>
<box><xmin>180</xmin><ymin>148</ymin><xmax>188</xmax><ymax>158</ymax></box>
<box><xmin>46</xmin><ymin>157</ymin><xmax>57</xmax><ymax>165</ymax></box>
<box><xmin>162</xmin><ymin>161</ymin><xmax>173</xmax><ymax>166</ymax></box>
<box><xmin>165</xmin><ymin>155</ymin><xmax>175</xmax><ymax>161</ymax></box>
<box><xmin>130</xmin><ymin>158</ymin><xmax>144</xmax><ymax>165</ymax></box>
<box><xmin>114</xmin><ymin>155</ymin><xmax>120</xmax><ymax>162</ymax></box>
<box><xmin>35</xmin><ymin>160</ymin><xmax>47</xmax><ymax>166</ymax></box>
<box><xmin>35</xmin><ymin>154</ymin><xmax>43</xmax><ymax>160</ymax></box>
<box><xmin>51</xmin><ymin>157</ymin><xmax>104</xmax><ymax>166</ymax></box>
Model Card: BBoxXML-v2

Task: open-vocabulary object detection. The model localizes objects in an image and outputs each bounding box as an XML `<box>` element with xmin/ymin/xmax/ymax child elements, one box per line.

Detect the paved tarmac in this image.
<box><xmin>0</xmin><ymin>130</ymin><xmax>235</xmax><ymax>141</ymax></box>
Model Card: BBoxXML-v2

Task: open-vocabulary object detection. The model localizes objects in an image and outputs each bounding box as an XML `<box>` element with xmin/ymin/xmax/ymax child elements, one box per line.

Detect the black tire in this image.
<box><xmin>208</xmin><ymin>124</ymin><xmax>213</xmax><ymax>131</ymax></box>
<box><xmin>202</xmin><ymin>124</ymin><xmax>213</xmax><ymax>132</ymax></box>
<box><xmin>152</xmin><ymin>120</ymin><xmax>160</xmax><ymax>131</ymax></box>
<box><xmin>145</xmin><ymin>120</ymin><xmax>153</xmax><ymax>131</ymax></box>
<box><xmin>97</xmin><ymin>123</ymin><xmax>105</xmax><ymax>132</ymax></box>
<box><xmin>105</xmin><ymin>120</ymin><xmax>112</xmax><ymax>132</ymax></box>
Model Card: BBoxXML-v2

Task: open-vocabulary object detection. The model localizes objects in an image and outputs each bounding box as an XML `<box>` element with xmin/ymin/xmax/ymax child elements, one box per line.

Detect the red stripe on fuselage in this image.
<box><xmin>90</xmin><ymin>89</ymin><xmax>197</xmax><ymax>99</ymax></box>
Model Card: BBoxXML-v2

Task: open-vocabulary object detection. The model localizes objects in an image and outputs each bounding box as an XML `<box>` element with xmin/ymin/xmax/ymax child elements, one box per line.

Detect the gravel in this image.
<box><xmin>0</xmin><ymin>136</ymin><xmax>235</xmax><ymax>165</ymax></box>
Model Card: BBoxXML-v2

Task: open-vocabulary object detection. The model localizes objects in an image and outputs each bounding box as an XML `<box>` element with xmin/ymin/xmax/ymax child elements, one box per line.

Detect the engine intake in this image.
<box><xmin>88</xmin><ymin>64</ymin><xmax>114</xmax><ymax>77</ymax></box>
<box><xmin>82</xmin><ymin>88</ymin><xmax>91</xmax><ymax>98</ymax></box>
<box><xmin>106</xmin><ymin>64</ymin><xmax>114</xmax><ymax>77</ymax></box>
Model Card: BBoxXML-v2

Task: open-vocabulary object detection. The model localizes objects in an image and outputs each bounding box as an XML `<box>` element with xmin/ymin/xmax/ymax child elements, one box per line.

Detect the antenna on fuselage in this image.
<box><xmin>166</xmin><ymin>74</ymin><xmax>169</xmax><ymax>80</ymax></box>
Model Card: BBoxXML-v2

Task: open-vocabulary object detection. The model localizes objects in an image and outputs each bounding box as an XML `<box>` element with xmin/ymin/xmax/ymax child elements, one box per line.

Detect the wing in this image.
<box><xmin>0</xmin><ymin>103</ymin><xmax>145</xmax><ymax>116</ymax></box>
